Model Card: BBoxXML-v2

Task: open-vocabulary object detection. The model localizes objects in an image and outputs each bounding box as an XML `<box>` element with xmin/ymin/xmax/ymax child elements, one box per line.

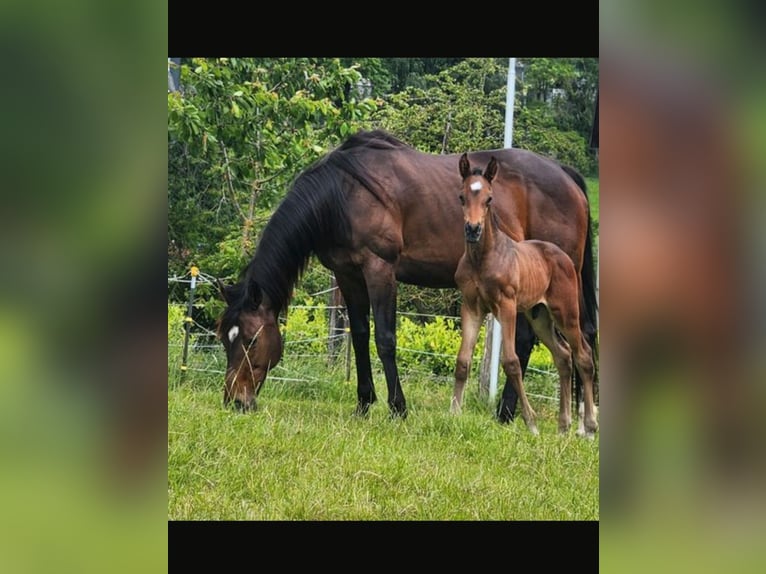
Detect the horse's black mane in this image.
<box><xmin>224</xmin><ymin>130</ymin><xmax>408</xmax><ymax>322</ymax></box>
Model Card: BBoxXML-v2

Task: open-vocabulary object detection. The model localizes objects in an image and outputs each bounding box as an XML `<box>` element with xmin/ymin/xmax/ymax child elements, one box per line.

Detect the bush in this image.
<box><xmin>282</xmin><ymin>296</ymin><xmax>330</xmax><ymax>356</ymax></box>
<box><xmin>396</xmin><ymin>315</ymin><xmax>486</xmax><ymax>378</ymax></box>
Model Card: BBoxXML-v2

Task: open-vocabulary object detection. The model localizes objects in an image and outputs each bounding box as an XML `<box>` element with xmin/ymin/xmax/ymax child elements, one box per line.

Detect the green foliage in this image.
<box><xmin>376</xmin><ymin>58</ymin><xmax>507</xmax><ymax>154</ymax></box>
<box><xmin>514</xmin><ymin>105</ymin><xmax>596</xmax><ymax>174</ymax></box>
<box><xmin>396</xmin><ymin>315</ymin><xmax>482</xmax><ymax>378</ymax></box>
<box><xmin>168</xmin><ymin>58</ymin><xmax>379</xmax><ymax>282</ymax></box>
<box><xmin>282</xmin><ymin>296</ymin><xmax>330</xmax><ymax>356</ymax></box>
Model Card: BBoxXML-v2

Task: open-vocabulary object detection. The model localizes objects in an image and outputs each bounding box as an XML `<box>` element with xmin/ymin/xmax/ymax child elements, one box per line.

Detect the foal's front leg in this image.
<box><xmin>499</xmin><ymin>300</ymin><xmax>538</xmax><ymax>434</ymax></box>
<box><xmin>452</xmin><ymin>305</ymin><xmax>484</xmax><ymax>414</ymax></box>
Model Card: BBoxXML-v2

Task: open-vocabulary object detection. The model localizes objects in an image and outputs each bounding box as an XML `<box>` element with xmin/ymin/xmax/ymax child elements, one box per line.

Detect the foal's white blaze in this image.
<box><xmin>227</xmin><ymin>325</ymin><xmax>239</xmax><ymax>343</ymax></box>
<box><xmin>470</xmin><ymin>181</ymin><xmax>483</xmax><ymax>192</ymax></box>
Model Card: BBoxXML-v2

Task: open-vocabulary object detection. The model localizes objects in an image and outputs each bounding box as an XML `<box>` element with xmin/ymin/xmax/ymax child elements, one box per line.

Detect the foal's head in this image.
<box><xmin>458</xmin><ymin>153</ymin><xmax>498</xmax><ymax>243</ymax></box>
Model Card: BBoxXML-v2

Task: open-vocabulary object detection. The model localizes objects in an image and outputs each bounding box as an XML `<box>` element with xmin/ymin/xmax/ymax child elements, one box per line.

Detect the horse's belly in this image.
<box><xmin>396</xmin><ymin>257</ymin><xmax>458</xmax><ymax>287</ymax></box>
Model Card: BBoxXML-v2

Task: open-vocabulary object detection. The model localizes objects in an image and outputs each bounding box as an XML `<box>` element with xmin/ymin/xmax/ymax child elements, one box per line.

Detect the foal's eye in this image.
<box><xmin>486</xmin><ymin>196</ymin><xmax>493</xmax><ymax>206</ymax></box>
<box><xmin>459</xmin><ymin>195</ymin><xmax>465</xmax><ymax>205</ymax></box>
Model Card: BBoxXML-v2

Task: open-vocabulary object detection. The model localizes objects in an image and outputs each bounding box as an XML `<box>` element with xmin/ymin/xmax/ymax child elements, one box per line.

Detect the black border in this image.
<box><xmin>169</xmin><ymin>2</ymin><xmax>598</xmax><ymax>58</ymax></box>
<box><xmin>169</xmin><ymin>520</ymin><xmax>598</xmax><ymax>568</ymax></box>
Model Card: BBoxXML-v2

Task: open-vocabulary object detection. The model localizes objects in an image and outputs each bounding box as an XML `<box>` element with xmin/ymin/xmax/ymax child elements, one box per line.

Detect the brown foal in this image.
<box><xmin>451</xmin><ymin>153</ymin><xmax>598</xmax><ymax>437</ymax></box>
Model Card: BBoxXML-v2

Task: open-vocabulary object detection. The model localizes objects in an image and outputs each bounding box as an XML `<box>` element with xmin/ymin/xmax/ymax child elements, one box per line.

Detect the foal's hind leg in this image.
<box><xmin>550</xmin><ymin>306</ymin><xmax>598</xmax><ymax>438</ymax></box>
<box><xmin>527</xmin><ymin>305</ymin><xmax>574</xmax><ymax>433</ymax></box>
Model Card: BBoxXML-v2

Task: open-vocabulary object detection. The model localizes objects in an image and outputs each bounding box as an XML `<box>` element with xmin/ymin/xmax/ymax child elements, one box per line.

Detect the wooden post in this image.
<box><xmin>327</xmin><ymin>275</ymin><xmax>346</xmax><ymax>361</ymax></box>
<box><xmin>479</xmin><ymin>316</ymin><xmax>494</xmax><ymax>397</ymax></box>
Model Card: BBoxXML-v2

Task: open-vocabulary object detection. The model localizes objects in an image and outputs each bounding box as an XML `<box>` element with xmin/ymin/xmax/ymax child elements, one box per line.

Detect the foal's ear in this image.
<box><xmin>459</xmin><ymin>153</ymin><xmax>471</xmax><ymax>180</ymax></box>
<box><xmin>484</xmin><ymin>156</ymin><xmax>498</xmax><ymax>183</ymax></box>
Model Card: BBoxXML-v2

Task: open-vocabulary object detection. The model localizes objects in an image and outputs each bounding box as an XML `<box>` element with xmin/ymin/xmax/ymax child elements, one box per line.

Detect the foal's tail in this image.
<box><xmin>560</xmin><ymin>164</ymin><xmax>599</xmax><ymax>407</ymax></box>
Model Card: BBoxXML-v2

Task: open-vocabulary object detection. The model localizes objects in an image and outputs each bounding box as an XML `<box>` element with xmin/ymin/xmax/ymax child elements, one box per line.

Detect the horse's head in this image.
<box><xmin>216</xmin><ymin>279</ymin><xmax>283</xmax><ymax>412</ymax></box>
<box><xmin>458</xmin><ymin>153</ymin><xmax>498</xmax><ymax>243</ymax></box>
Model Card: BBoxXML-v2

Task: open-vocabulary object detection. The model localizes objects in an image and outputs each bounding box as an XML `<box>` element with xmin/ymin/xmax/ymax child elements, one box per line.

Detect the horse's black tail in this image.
<box><xmin>560</xmin><ymin>164</ymin><xmax>599</xmax><ymax>409</ymax></box>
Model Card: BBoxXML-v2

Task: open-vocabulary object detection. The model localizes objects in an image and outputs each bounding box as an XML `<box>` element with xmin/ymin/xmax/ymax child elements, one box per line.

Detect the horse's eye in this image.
<box><xmin>459</xmin><ymin>195</ymin><xmax>465</xmax><ymax>205</ymax></box>
<box><xmin>486</xmin><ymin>196</ymin><xmax>493</xmax><ymax>206</ymax></box>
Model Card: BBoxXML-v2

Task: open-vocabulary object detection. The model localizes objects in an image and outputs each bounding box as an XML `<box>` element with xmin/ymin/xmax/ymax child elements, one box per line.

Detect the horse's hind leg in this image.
<box><xmin>452</xmin><ymin>306</ymin><xmax>483</xmax><ymax>414</ymax></box>
<box><xmin>527</xmin><ymin>305</ymin><xmax>574</xmax><ymax>433</ymax></box>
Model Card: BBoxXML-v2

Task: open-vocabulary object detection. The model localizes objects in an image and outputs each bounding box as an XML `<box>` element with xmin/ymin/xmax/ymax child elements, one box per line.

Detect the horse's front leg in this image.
<box><xmin>335</xmin><ymin>272</ymin><xmax>376</xmax><ymax>416</ymax></box>
<box><xmin>364</xmin><ymin>258</ymin><xmax>407</xmax><ymax>418</ymax></box>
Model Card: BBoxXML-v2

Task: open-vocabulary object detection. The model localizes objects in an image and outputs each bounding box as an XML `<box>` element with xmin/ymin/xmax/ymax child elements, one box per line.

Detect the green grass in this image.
<box><xmin>585</xmin><ymin>176</ymin><xmax>599</xmax><ymax>224</ymax></box>
<box><xmin>168</xmin><ymin>352</ymin><xmax>599</xmax><ymax>521</ymax></box>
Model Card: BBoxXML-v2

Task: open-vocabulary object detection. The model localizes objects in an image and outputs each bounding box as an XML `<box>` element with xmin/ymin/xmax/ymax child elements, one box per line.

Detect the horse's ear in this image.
<box><xmin>459</xmin><ymin>153</ymin><xmax>471</xmax><ymax>180</ymax></box>
<box><xmin>485</xmin><ymin>156</ymin><xmax>498</xmax><ymax>183</ymax></box>
<box><xmin>216</xmin><ymin>279</ymin><xmax>232</xmax><ymax>303</ymax></box>
<box><xmin>246</xmin><ymin>283</ymin><xmax>263</xmax><ymax>310</ymax></box>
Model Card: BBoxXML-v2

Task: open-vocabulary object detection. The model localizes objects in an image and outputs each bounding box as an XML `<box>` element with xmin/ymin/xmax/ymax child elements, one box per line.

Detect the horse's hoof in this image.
<box><xmin>496</xmin><ymin>410</ymin><xmax>514</xmax><ymax>424</ymax></box>
<box><xmin>353</xmin><ymin>404</ymin><xmax>371</xmax><ymax>417</ymax></box>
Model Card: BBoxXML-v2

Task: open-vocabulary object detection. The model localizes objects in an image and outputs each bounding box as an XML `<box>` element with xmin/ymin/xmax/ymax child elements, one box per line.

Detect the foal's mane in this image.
<box><xmin>223</xmin><ymin>130</ymin><xmax>408</xmax><ymax>324</ymax></box>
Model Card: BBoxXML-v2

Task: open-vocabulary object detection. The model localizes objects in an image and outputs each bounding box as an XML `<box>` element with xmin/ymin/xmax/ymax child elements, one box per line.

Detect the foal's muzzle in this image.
<box><xmin>465</xmin><ymin>222</ymin><xmax>482</xmax><ymax>243</ymax></box>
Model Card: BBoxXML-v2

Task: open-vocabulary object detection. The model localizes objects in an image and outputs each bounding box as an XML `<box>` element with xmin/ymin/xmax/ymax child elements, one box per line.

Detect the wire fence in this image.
<box><xmin>168</xmin><ymin>269</ymin><xmax>559</xmax><ymax>401</ymax></box>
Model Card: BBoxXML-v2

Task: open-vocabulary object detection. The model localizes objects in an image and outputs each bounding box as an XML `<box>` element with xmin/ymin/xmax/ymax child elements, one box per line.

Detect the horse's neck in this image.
<box><xmin>466</xmin><ymin>210</ymin><xmax>501</xmax><ymax>268</ymax></box>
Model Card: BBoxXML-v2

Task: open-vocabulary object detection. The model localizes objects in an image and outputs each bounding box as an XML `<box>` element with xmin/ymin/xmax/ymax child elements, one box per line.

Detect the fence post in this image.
<box><xmin>327</xmin><ymin>275</ymin><xmax>339</xmax><ymax>358</ymax></box>
<box><xmin>181</xmin><ymin>265</ymin><xmax>199</xmax><ymax>381</ymax></box>
<box><xmin>345</xmin><ymin>318</ymin><xmax>352</xmax><ymax>382</ymax></box>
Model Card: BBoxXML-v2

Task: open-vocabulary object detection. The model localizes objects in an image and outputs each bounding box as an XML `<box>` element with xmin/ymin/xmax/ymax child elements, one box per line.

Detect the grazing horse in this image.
<box><xmin>451</xmin><ymin>154</ymin><xmax>598</xmax><ymax>437</ymax></box>
<box><xmin>216</xmin><ymin>129</ymin><xmax>596</xmax><ymax>419</ymax></box>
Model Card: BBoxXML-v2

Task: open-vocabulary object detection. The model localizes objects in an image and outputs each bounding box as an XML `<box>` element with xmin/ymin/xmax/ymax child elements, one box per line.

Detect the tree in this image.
<box><xmin>168</xmin><ymin>58</ymin><xmax>379</xmax><ymax>284</ymax></box>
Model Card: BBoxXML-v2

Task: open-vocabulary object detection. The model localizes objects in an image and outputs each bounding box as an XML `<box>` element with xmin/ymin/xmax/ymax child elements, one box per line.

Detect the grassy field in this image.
<box><xmin>168</xmin><ymin>352</ymin><xmax>599</xmax><ymax>521</ymax></box>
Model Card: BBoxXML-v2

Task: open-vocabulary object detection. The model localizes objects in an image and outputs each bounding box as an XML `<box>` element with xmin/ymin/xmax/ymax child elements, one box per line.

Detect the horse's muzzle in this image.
<box><xmin>233</xmin><ymin>397</ymin><xmax>257</xmax><ymax>412</ymax></box>
<box><xmin>465</xmin><ymin>222</ymin><xmax>482</xmax><ymax>243</ymax></box>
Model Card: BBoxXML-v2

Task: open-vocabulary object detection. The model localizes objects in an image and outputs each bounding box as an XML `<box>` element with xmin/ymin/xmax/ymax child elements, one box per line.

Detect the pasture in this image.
<box><xmin>168</xmin><ymin>346</ymin><xmax>598</xmax><ymax>520</ymax></box>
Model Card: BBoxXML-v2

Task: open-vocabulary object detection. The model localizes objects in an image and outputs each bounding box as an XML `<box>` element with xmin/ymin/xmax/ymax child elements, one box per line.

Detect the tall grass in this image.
<box><xmin>169</xmin><ymin>347</ymin><xmax>599</xmax><ymax>521</ymax></box>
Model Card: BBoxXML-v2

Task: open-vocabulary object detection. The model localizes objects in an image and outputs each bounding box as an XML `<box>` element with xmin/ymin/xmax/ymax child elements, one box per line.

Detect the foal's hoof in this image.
<box><xmin>576</xmin><ymin>428</ymin><xmax>598</xmax><ymax>440</ymax></box>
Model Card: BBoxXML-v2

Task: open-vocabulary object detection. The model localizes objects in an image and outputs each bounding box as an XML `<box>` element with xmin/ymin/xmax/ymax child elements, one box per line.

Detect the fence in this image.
<box><xmin>167</xmin><ymin>268</ymin><xmax>559</xmax><ymax>402</ymax></box>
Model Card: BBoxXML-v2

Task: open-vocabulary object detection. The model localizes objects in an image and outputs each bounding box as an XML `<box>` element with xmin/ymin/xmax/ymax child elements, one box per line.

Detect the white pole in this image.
<box><xmin>489</xmin><ymin>58</ymin><xmax>517</xmax><ymax>402</ymax></box>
